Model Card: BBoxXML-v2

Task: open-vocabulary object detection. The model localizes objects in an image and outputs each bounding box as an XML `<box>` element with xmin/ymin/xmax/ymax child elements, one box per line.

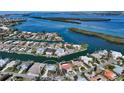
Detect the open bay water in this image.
<box><xmin>1</xmin><ymin>12</ymin><xmax>124</xmax><ymax>55</ymax></box>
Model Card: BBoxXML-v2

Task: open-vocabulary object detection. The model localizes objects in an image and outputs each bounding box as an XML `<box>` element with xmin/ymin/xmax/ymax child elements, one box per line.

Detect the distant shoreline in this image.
<box><xmin>32</xmin><ymin>16</ymin><xmax>81</xmax><ymax>24</ymax></box>
<box><xmin>69</xmin><ymin>28</ymin><xmax>124</xmax><ymax>45</ymax></box>
<box><xmin>32</xmin><ymin>16</ymin><xmax>111</xmax><ymax>24</ymax></box>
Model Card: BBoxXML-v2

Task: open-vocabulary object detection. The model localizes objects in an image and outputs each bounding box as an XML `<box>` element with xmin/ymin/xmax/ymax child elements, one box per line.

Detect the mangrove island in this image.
<box><xmin>69</xmin><ymin>28</ymin><xmax>124</xmax><ymax>45</ymax></box>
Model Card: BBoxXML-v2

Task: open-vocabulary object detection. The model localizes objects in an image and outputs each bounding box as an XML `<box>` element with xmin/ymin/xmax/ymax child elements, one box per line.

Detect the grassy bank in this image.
<box><xmin>69</xmin><ymin>28</ymin><xmax>124</xmax><ymax>45</ymax></box>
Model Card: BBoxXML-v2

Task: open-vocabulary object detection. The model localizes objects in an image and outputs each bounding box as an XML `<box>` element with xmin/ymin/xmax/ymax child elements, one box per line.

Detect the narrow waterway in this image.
<box><xmin>0</xmin><ymin>50</ymin><xmax>87</xmax><ymax>64</ymax></box>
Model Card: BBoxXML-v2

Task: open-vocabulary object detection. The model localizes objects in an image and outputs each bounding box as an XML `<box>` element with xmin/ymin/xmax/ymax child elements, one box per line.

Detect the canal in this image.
<box><xmin>0</xmin><ymin>50</ymin><xmax>87</xmax><ymax>64</ymax></box>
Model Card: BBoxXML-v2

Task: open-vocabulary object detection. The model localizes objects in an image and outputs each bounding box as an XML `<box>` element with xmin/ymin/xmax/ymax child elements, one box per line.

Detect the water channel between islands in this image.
<box><xmin>0</xmin><ymin>50</ymin><xmax>87</xmax><ymax>64</ymax></box>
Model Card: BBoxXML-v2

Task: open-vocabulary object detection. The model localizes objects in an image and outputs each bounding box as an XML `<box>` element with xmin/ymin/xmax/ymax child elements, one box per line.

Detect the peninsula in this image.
<box><xmin>0</xmin><ymin>16</ymin><xmax>88</xmax><ymax>61</ymax></box>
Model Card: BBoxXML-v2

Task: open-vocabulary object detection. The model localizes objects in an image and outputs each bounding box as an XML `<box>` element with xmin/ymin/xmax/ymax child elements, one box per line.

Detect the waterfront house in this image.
<box><xmin>110</xmin><ymin>51</ymin><xmax>123</xmax><ymax>60</ymax></box>
<box><xmin>27</xmin><ymin>49</ymin><xmax>32</xmax><ymax>54</ymax></box>
<box><xmin>9</xmin><ymin>61</ymin><xmax>21</xmax><ymax>72</ymax></box>
<box><xmin>72</xmin><ymin>44</ymin><xmax>81</xmax><ymax>50</ymax></box>
<box><xmin>54</xmin><ymin>43</ymin><xmax>63</xmax><ymax>48</ymax></box>
<box><xmin>0</xmin><ymin>59</ymin><xmax>9</xmax><ymax>68</ymax></box>
<box><xmin>55</xmin><ymin>48</ymin><xmax>65</xmax><ymax>57</ymax></box>
<box><xmin>36</xmin><ymin>48</ymin><xmax>46</xmax><ymax>55</ymax></box>
<box><xmin>80</xmin><ymin>56</ymin><xmax>93</xmax><ymax>66</ymax></box>
<box><xmin>45</xmin><ymin>48</ymin><xmax>55</xmax><ymax>56</ymax></box>
<box><xmin>2</xmin><ymin>61</ymin><xmax>18</xmax><ymax>72</ymax></box>
<box><xmin>91</xmin><ymin>50</ymin><xmax>108</xmax><ymax>59</ymax></box>
<box><xmin>27</xmin><ymin>63</ymin><xmax>45</xmax><ymax>77</ymax></box>
<box><xmin>18</xmin><ymin>62</ymin><xmax>33</xmax><ymax>74</ymax></box>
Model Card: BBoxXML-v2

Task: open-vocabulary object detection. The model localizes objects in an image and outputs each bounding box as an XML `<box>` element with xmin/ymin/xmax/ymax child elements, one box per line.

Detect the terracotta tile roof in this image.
<box><xmin>60</xmin><ymin>63</ymin><xmax>72</xmax><ymax>70</ymax></box>
<box><xmin>103</xmin><ymin>69</ymin><xmax>116</xmax><ymax>80</ymax></box>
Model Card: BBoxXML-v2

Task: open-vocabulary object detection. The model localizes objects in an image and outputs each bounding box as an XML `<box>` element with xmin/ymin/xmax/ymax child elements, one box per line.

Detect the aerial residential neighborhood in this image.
<box><xmin>0</xmin><ymin>12</ymin><xmax>124</xmax><ymax>81</ymax></box>
<box><xmin>0</xmin><ymin>50</ymin><xmax>124</xmax><ymax>81</ymax></box>
<box><xmin>1</xmin><ymin>1</ymin><xmax>124</xmax><ymax>93</ymax></box>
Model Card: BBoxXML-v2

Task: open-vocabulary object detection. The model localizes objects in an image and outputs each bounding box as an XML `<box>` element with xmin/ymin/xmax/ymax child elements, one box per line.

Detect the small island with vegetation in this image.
<box><xmin>32</xmin><ymin>16</ymin><xmax>111</xmax><ymax>24</ymax></box>
<box><xmin>69</xmin><ymin>28</ymin><xmax>124</xmax><ymax>45</ymax></box>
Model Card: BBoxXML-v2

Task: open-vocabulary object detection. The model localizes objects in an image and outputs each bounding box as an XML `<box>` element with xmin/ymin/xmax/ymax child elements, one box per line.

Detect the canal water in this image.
<box><xmin>0</xmin><ymin>50</ymin><xmax>88</xmax><ymax>64</ymax></box>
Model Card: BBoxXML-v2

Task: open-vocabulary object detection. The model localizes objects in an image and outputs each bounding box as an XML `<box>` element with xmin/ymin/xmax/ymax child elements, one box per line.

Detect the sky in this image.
<box><xmin>0</xmin><ymin>11</ymin><xmax>31</xmax><ymax>15</ymax></box>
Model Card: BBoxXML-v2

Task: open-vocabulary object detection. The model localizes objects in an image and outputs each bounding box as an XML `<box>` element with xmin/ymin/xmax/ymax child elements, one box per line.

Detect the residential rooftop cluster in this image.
<box><xmin>10</xmin><ymin>31</ymin><xmax>63</xmax><ymax>42</ymax></box>
<box><xmin>0</xmin><ymin>19</ymin><xmax>87</xmax><ymax>58</ymax></box>
<box><xmin>0</xmin><ymin>26</ymin><xmax>63</xmax><ymax>42</ymax></box>
<box><xmin>0</xmin><ymin>17</ymin><xmax>26</xmax><ymax>40</ymax></box>
<box><xmin>0</xmin><ymin>40</ymin><xmax>85</xmax><ymax>57</ymax></box>
<box><xmin>0</xmin><ymin>17</ymin><xmax>26</xmax><ymax>26</ymax></box>
<box><xmin>1</xmin><ymin>15</ymin><xmax>124</xmax><ymax>81</ymax></box>
<box><xmin>0</xmin><ymin>50</ymin><xmax>124</xmax><ymax>81</ymax></box>
<box><xmin>0</xmin><ymin>16</ymin><xmax>63</xmax><ymax>42</ymax></box>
